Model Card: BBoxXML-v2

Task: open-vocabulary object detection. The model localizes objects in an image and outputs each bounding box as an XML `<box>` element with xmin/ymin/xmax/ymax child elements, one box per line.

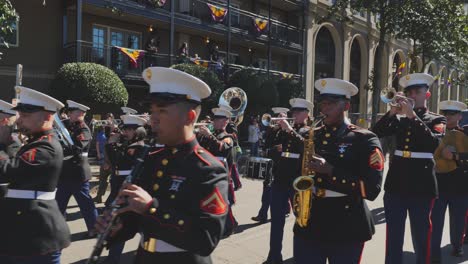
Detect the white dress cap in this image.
<box><xmin>399</xmin><ymin>73</ymin><xmax>434</xmax><ymax>90</ymax></box>
<box><xmin>66</xmin><ymin>100</ymin><xmax>90</xmax><ymax>112</ymax></box>
<box><xmin>212</xmin><ymin>107</ymin><xmax>232</xmax><ymax>118</ymax></box>
<box><xmin>120</xmin><ymin>114</ymin><xmax>147</xmax><ymax>126</ymax></box>
<box><xmin>271</xmin><ymin>107</ymin><xmax>289</xmax><ymax>114</ymax></box>
<box><xmin>314</xmin><ymin>78</ymin><xmax>358</xmax><ymax>99</ymax></box>
<box><xmin>439</xmin><ymin>100</ymin><xmax>467</xmax><ymax>112</ymax></box>
<box><xmin>13</xmin><ymin>86</ymin><xmax>64</xmax><ymax>112</ymax></box>
<box><xmin>121</xmin><ymin>107</ymin><xmax>138</xmax><ymax>115</ymax></box>
<box><xmin>0</xmin><ymin>100</ymin><xmax>16</xmax><ymax>115</ymax></box>
<box><xmin>142</xmin><ymin>67</ymin><xmax>211</xmax><ymax>103</ymax></box>
<box><xmin>289</xmin><ymin>98</ymin><xmax>313</xmax><ymax>111</ymax></box>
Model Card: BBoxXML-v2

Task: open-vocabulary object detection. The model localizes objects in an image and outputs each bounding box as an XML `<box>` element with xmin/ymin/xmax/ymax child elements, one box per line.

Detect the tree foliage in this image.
<box><xmin>326</xmin><ymin>0</ymin><xmax>467</xmax><ymax>125</ymax></box>
<box><xmin>51</xmin><ymin>63</ymin><xmax>128</xmax><ymax>106</ymax></box>
<box><xmin>0</xmin><ymin>0</ymin><xmax>17</xmax><ymax>52</ymax></box>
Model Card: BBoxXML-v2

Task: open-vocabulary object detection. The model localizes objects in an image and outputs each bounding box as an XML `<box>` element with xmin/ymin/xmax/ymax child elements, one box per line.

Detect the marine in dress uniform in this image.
<box><xmin>104</xmin><ymin>114</ymin><xmax>148</xmax><ymax>264</ymax></box>
<box><xmin>431</xmin><ymin>100</ymin><xmax>468</xmax><ymax>262</ymax></box>
<box><xmin>95</xmin><ymin>67</ymin><xmax>229</xmax><ymax>264</ymax></box>
<box><xmin>0</xmin><ymin>86</ymin><xmax>70</xmax><ymax>264</ymax></box>
<box><xmin>252</xmin><ymin>107</ymin><xmax>290</xmax><ymax>223</ymax></box>
<box><xmin>197</xmin><ymin>104</ymin><xmax>238</xmax><ymax>237</ymax></box>
<box><xmin>0</xmin><ymin>100</ymin><xmax>22</xmax><ymax>157</ymax></box>
<box><xmin>56</xmin><ymin>100</ymin><xmax>98</xmax><ymax>237</ymax></box>
<box><xmin>293</xmin><ymin>78</ymin><xmax>383</xmax><ymax>264</ymax></box>
<box><xmin>372</xmin><ymin>73</ymin><xmax>447</xmax><ymax>264</ymax></box>
<box><xmin>264</xmin><ymin>98</ymin><xmax>313</xmax><ymax>264</ymax></box>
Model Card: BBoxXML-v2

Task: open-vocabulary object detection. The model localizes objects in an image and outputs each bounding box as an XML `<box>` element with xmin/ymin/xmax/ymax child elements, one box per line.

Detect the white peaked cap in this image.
<box><xmin>13</xmin><ymin>86</ymin><xmax>64</xmax><ymax>112</ymax></box>
<box><xmin>66</xmin><ymin>100</ymin><xmax>90</xmax><ymax>112</ymax></box>
<box><xmin>399</xmin><ymin>73</ymin><xmax>434</xmax><ymax>89</ymax></box>
<box><xmin>212</xmin><ymin>107</ymin><xmax>232</xmax><ymax>118</ymax></box>
<box><xmin>314</xmin><ymin>78</ymin><xmax>358</xmax><ymax>99</ymax></box>
<box><xmin>0</xmin><ymin>100</ymin><xmax>16</xmax><ymax>115</ymax></box>
<box><xmin>289</xmin><ymin>98</ymin><xmax>313</xmax><ymax>111</ymax></box>
<box><xmin>439</xmin><ymin>100</ymin><xmax>467</xmax><ymax>112</ymax></box>
<box><xmin>121</xmin><ymin>107</ymin><xmax>138</xmax><ymax>115</ymax></box>
<box><xmin>271</xmin><ymin>107</ymin><xmax>289</xmax><ymax>114</ymax></box>
<box><xmin>121</xmin><ymin>114</ymin><xmax>147</xmax><ymax>126</ymax></box>
<box><xmin>142</xmin><ymin>67</ymin><xmax>211</xmax><ymax>103</ymax></box>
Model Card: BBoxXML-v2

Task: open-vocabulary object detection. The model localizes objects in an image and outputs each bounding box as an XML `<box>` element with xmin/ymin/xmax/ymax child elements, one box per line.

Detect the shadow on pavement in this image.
<box><xmin>235</xmin><ymin>221</ymin><xmax>271</xmax><ymax>234</ymax></box>
<box><xmin>66</xmin><ymin>210</ymin><xmax>84</xmax><ymax>222</ymax></box>
<box><xmin>283</xmin><ymin>257</ymin><xmax>294</xmax><ymax>264</ymax></box>
<box><xmin>371</xmin><ymin>207</ymin><xmax>386</xmax><ymax>225</ymax></box>
<box><xmin>69</xmin><ymin>250</ymin><xmax>136</xmax><ymax>264</ymax></box>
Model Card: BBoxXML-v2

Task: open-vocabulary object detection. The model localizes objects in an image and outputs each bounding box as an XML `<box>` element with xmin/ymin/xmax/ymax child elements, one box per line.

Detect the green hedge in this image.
<box><xmin>51</xmin><ymin>63</ymin><xmax>128</xmax><ymax>107</ymax></box>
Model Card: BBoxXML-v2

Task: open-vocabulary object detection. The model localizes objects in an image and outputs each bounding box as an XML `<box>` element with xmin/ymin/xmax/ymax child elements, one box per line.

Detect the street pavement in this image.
<box><xmin>62</xmin><ymin>160</ymin><xmax>468</xmax><ymax>264</ymax></box>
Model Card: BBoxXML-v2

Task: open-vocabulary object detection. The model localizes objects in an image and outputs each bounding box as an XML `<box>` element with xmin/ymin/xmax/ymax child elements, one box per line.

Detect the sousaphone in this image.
<box><xmin>218</xmin><ymin>87</ymin><xmax>248</xmax><ymax>126</ymax></box>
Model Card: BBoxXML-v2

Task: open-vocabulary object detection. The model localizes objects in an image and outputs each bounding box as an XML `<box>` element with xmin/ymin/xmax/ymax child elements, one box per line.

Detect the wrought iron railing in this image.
<box><xmin>63</xmin><ymin>41</ymin><xmax>301</xmax><ymax>81</ymax></box>
<box><xmin>181</xmin><ymin>0</ymin><xmax>303</xmax><ymax>47</ymax></box>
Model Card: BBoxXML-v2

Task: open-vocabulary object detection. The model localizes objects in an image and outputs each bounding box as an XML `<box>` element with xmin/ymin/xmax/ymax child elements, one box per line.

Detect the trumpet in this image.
<box><xmin>194</xmin><ymin>122</ymin><xmax>214</xmax><ymax>133</ymax></box>
<box><xmin>261</xmin><ymin>113</ymin><xmax>295</xmax><ymax>127</ymax></box>
<box><xmin>380</xmin><ymin>88</ymin><xmax>414</xmax><ymax>108</ymax></box>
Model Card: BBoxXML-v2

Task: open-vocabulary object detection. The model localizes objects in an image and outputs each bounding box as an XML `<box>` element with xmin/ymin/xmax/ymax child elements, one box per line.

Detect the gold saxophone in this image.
<box><xmin>292</xmin><ymin>115</ymin><xmax>325</xmax><ymax>228</ymax></box>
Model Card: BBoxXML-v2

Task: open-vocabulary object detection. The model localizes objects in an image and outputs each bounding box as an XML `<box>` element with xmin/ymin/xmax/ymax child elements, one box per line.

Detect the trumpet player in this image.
<box><xmin>252</xmin><ymin>107</ymin><xmax>291</xmax><ymax>224</ymax></box>
<box><xmin>197</xmin><ymin>104</ymin><xmax>238</xmax><ymax>238</ymax></box>
<box><xmin>0</xmin><ymin>100</ymin><xmax>22</xmax><ymax>158</ymax></box>
<box><xmin>431</xmin><ymin>100</ymin><xmax>467</xmax><ymax>262</ymax></box>
<box><xmin>95</xmin><ymin>67</ymin><xmax>228</xmax><ymax>264</ymax></box>
<box><xmin>293</xmin><ymin>79</ymin><xmax>383</xmax><ymax>264</ymax></box>
<box><xmin>372</xmin><ymin>73</ymin><xmax>446</xmax><ymax>264</ymax></box>
<box><xmin>264</xmin><ymin>98</ymin><xmax>313</xmax><ymax>264</ymax></box>
<box><xmin>56</xmin><ymin>100</ymin><xmax>98</xmax><ymax>238</ymax></box>
<box><xmin>0</xmin><ymin>87</ymin><xmax>70</xmax><ymax>264</ymax></box>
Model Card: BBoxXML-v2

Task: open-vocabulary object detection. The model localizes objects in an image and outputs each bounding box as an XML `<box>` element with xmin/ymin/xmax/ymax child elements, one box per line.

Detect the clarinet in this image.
<box><xmin>87</xmin><ymin>145</ymin><xmax>150</xmax><ymax>264</ymax></box>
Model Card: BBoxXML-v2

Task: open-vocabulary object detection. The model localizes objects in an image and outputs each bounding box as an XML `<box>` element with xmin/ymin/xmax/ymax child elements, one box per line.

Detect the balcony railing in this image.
<box><xmin>64</xmin><ymin>41</ymin><xmax>171</xmax><ymax>79</ymax></box>
<box><xmin>180</xmin><ymin>0</ymin><xmax>303</xmax><ymax>48</ymax></box>
<box><xmin>64</xmin><ymin>41</ymin><xmax>302</xmax><ymax>83</ymax></box>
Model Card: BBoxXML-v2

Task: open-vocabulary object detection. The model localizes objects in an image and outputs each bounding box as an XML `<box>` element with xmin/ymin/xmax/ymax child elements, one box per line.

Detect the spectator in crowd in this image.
<box><xmin>248</xmin><ymin>117</ymin><xmax>261</xmax><ymax>156</ymax></box>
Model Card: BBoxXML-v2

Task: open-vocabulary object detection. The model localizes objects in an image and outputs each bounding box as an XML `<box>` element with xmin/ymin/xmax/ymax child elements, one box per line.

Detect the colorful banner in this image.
<box><xmin>190</xmin><ymin>58</ymin><xmax>210</xmax><ymax>68</ymax></box>
<box><xmin>115</xmin><ymin>46</ymin><xmax>145</xmax><ymax>68</ymax></box>
<box><xmin>254</xmin><ymin>18</ymin><xmax>268</xmax><ymax>33</ymax></box>
<box><xmin>207</xmin><ymin>3</ymin><xmax>228</xmax><ymax>22</ymax></box>
<box><xmin>396</xmin><ymin>62</ymin><xmax>406</xmax><ymax>76</ymax></box>
<box><xmin>148</xmin><ymin>0</ymin><xmax>166</xmax><ymax>7</ymax></box>
<box><xmin>446</xmin><ymin>77</ymin><xmax>452</xmax><ymax>88</ymax></box>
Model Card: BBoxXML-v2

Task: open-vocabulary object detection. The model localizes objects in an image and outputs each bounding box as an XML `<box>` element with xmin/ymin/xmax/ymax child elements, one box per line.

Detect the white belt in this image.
<box><xmin>116</xmin><ymin>170</ymin><xmax>131</xmax><ymax>176</ymax></box>
<box><xmin>81</xmin><ymin>152</ymin><xmax>88</xmax><ymax>157</ymax></box>
<box><xmin>5</xmin><ymin>188</ymin><xmax>57</xmax><ymax>200</ymax></box>
<box><xmin>313</xmin><ymin>187</ymin><xmax>347</xmax><ymax>198</ymax></box>
<box><xmin>215</xmin><ymin>156</ymin><xmax>226</xmax><ymax>162</ymax></box>
<box><xmin>140</xmin><ymin>236</ymin><xmax>186</xmax><ymax>253</ymax></box>
<box><xmin>281</xmin><ymin>152</ymin><xmax>300</xmax><ymax>159</ymax></box>
<box><xmin>394</xmin><ymin>150</ymin><xmax>433</xmax><ymax>159</ymax></box>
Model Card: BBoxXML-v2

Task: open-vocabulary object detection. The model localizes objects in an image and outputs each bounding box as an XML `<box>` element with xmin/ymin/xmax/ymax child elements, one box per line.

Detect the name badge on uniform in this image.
<box><xmin>169</xmin><ymin>176</ymin><xmax>186</xmax><ymax>192</ymax></box>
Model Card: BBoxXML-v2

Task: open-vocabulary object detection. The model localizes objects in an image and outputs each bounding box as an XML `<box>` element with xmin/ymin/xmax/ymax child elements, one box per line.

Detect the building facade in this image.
<box><xmin>305</xmin><ymin>0</ymin><xmax>467</xmax><ymax>126</ymax></box>
<box><xmin>0</xmin><ymin>0</ymin><xmax>466</xmax><ymax>121</ymax></box>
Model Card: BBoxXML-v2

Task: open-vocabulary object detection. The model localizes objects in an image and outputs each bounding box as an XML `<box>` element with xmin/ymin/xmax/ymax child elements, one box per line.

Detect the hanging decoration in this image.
<box><xmin>190</xmin><ymin>58</ymin><xmax>210</xmax><ymax>68</ymax></box>
<box><xmin>207</xmin><ymin>3</ymin><xmax>228</xmax><ymax>22</ymax></box>
<box><xmin>115</xmin><ymin>46</ymin><xmax>146</xmax><ymax>68</ymax></box>
<box><xmin>253</xmin><ymin>18</ymin><xmax>268</xmax><ymax>33</ymax></box>
<box><xmin>147</xmin><ymin>0</ymin><xmax>166</xmax><ymax>7</ymax></box>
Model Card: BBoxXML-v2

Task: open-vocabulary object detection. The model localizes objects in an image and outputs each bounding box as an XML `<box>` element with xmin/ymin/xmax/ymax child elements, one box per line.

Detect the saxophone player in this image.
<box><xmin>293</xmin><ymin>79</ymin><xmax>383</xmax><ymax>264</ymax></box>
<box><xmin>264</xmin><ymin>98</ymin><xmax>313</xmax><ymax>264</ymax></box>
